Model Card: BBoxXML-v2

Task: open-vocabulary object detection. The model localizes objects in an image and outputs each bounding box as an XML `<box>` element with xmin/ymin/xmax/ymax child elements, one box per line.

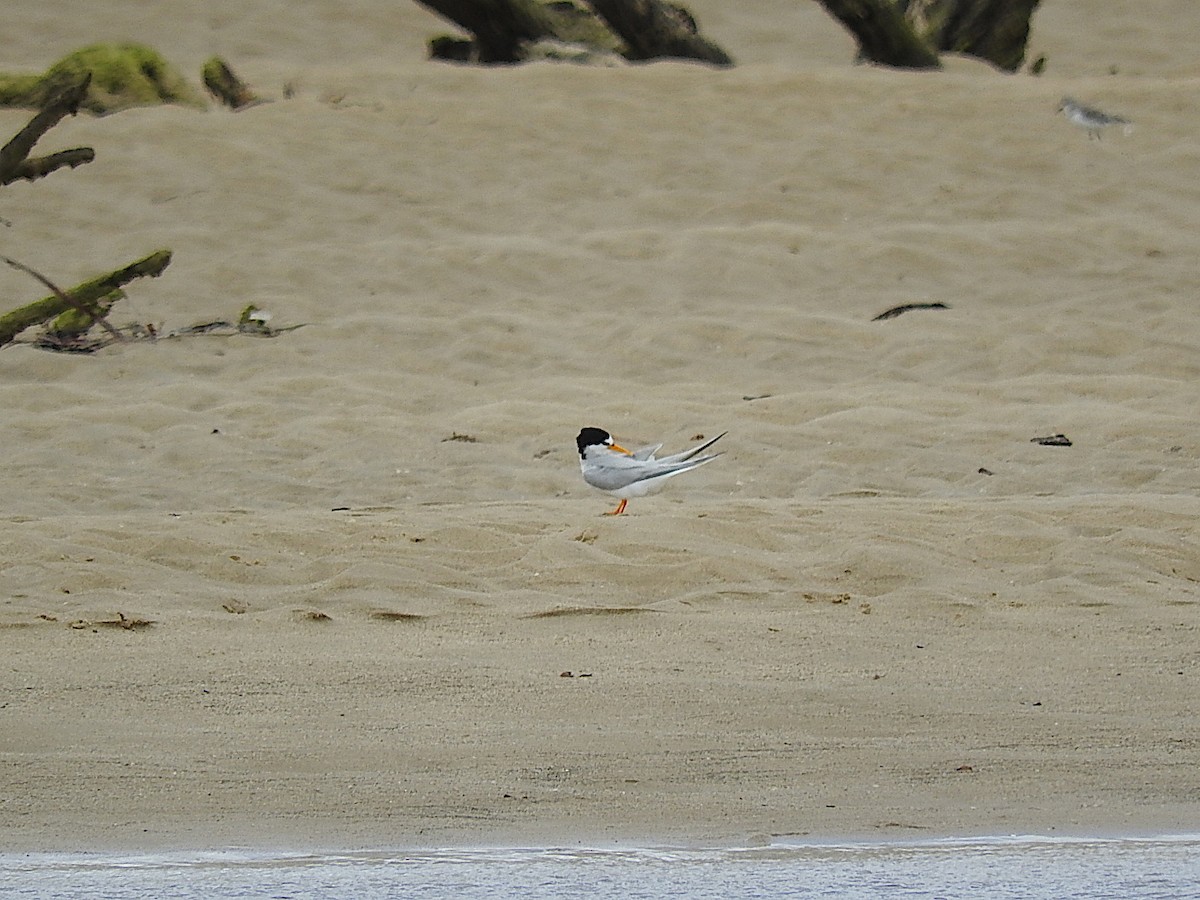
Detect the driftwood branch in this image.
<box><xmin>585</xmin><ymin>0</ymin><xmax>732</xmax><ymax>66</ymax></box>
<box><xmin>2</xmin><ymin>256</ymin><xmax>126</xmax><ymax>342</ymax></box>
<box><xmin>3</xmin><ymin>148</ymin><xmax>95</xmax><ymax>184</ymax></box>
<box><xmin>0</xmin><ymin>250</ymin><xmax>172</xmax><ymax>347</ymax></box>
<box><xmin>0</xmin><ymin>73</ymin><xmax>94</xmax><ymax>185</ymax></box>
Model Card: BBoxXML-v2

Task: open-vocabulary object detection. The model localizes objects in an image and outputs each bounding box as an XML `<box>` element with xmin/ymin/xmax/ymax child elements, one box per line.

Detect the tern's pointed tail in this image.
<box><xmin>659</xmin><ymin>431</ymin><xmax>727</xmax><ymax>464</ymax></box>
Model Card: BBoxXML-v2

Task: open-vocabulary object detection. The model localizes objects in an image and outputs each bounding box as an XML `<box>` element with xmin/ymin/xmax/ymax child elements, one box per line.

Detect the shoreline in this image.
<box><xmin>3</xmin><ymin>0</ymin><xmax>1199</xmax><ymax>862</ymax></box>
<box><xmin>6</xmin><ymin>830</ymin><xmax>1200</xmax><ymax>861</ymax></box>
<box><xmin>8</xmin><ymin>834</ymin><xmax>1198</xmax><ymax>900</ymax></box>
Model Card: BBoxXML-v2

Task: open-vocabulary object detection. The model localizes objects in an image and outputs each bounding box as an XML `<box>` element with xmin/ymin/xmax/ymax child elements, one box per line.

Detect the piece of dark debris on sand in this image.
<box><xmin>32</xmin><ymin>332</ymin><xmax>111</xmax><ymax>353</ymax></box>
<box><xmin>28</xmin><ymin>311</ymin><xmax>306</xmax><ymax>352</ymax></box>
<box><xmin>169</xmin><ymin>305</ymin><xmax>307</xmax><ymax>338</ymax></box>
<box><xmin>1031</xmin><ymin>433</ymin><xmax>1073</xmax><ymax>447</ymax></box>
<box><xmin>69</xmin><ymin>612</ymin><xmax>155</xmax><ymax>631</ymax></box>
<box><xmin>872</xmin><ymin>302</ymin><xmax>950</xmax><ymax>321</ymax></box>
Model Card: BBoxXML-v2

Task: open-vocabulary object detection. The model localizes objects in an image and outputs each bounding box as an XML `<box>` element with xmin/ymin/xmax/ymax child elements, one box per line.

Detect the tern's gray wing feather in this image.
<box><xmin>631</xmin><ymin>443</ymin><xmax>663</xmax><ymax>461</ymax></box>
<box><xmin>624</xmin><ymin>453</ymin><xmax>721</xmax><ymax>486</ymax></box>
<box><xmin>654</xmin><ymin>431</ymin><xmax>727</xmax><ymax>465</ymax></box>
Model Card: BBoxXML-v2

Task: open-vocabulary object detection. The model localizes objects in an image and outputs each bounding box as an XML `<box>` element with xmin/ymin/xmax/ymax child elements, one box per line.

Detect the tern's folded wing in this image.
<box><xmin>624</xmin><ymin>453</ymin><xmax>722</xmax><ymax>486</ymax></box>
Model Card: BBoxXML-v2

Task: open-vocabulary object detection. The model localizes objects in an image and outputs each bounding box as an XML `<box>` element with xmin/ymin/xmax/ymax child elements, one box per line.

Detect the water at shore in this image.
<box><xmin>4</xmin><ymin>835</ymin><xmax>1198</xmax><ymax>899</ymax></box>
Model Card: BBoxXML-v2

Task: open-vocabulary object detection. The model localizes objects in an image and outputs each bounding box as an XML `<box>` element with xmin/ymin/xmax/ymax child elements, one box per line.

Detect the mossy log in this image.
<box><xmin>585</xmin><ymin>0</ymin><xmax>733</xmax><ymax>66</ymax></box>
<box><xmin>819</xmin><ymin>0</ymin><xmax>1041</xmax><ymax>71</ymax></box>
<box><xmin>0</xmin><ymin>44</ymin><xmax>205</xmax><ymax>115</ymax></box>
<box><xmin>0</xmin><ymin>251</ymin><xmax>173</xmax><ymax>347</ymax></box>
<box><xmin>0</xmin><ymin>74</ymin><xmax>94</xmax><ymax>186</ymax></box>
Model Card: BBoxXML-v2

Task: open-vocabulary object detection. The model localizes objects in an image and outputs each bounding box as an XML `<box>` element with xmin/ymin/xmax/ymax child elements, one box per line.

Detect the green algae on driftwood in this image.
<box><xmin>0</xmin><ymin>251</ymin><xmax>173</xmax><ymax>347</ymax></box>
<box><xmin>0</xmin><ymin>44</ymin><xmax>206</xmax><ymax>115</ymax></box>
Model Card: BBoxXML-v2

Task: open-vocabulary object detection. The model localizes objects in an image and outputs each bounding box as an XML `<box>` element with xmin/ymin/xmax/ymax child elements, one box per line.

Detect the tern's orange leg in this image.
<box><xmin>604</xmin><ymin>498</ymin><xmax>628</xmax><ymax>516</ymax></box>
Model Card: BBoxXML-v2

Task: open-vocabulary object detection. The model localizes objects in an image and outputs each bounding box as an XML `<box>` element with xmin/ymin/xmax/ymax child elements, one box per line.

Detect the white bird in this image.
<box><xmin>575</xmin><ymin>426</ymin><xmax>726</xmax><ymax>516</ymax></box>
<box><xmin>1058</xmin><ymin>97</ymin><xmax>1132</xmax><ymax>139</ymax></box>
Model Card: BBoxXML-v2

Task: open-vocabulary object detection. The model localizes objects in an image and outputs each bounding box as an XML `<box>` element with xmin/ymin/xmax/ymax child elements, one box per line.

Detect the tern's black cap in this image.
<box><xmin>576</xmin><ymin>427</ymin><xmax>611</xmax><ymax>457</ymax></box>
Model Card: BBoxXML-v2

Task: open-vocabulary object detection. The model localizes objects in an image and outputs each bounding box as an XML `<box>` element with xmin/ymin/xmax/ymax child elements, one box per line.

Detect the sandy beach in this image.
<box><xmin>2</xmin><ymin>1</ymin><xmax>1198</xmax><ymax>851</ymax></box>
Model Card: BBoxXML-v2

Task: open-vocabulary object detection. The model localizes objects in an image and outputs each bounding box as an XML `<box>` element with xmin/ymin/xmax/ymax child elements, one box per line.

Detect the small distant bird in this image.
<box><xmin>575</xmin><ymin>427</ymin><xmax>726</xmax><ymax>516</ymax></box>
<box><xmin>1058</xmin><ymin>97</ymin><xmax>1132</xmax><ymax>139</ymax></box>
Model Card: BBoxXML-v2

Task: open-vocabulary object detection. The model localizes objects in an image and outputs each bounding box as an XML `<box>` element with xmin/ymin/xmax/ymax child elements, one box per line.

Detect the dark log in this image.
<box><xmin>428</xmin><ymin>35</ymin><xmax>477</xmax><ymax>61</ymax></box>
<box><xmin>904</xmin><ymin>0</ymin><xmax>1042</xmax><ymax>72</ymax></box>
<box><xmin>817</xmin><ymin>0</ymin><xmax>941</xmax><ymax>69</ymax></box>
<box><xmin>820</xmin><ymin>0</ymin><xmax>1041</xmax><ymax>72</ymax></box>
<box><xmin>415</xmin><ymin>0</ymin><xmax>594</xmax><ymax>63</ymax></box>
<box><xmin>584</xmin><ymin>0</ymin><xmax>733</xmax><ymax>66</ymax></box>
<box><xmin>415</xmin><ymin>0</ymin><xmax>726</xmax><ymax>65</ymax></box>
<box><xmin>0</xmin><ymin>74</ymin><xmax>94</xmax><ymax>185</ymax></box>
